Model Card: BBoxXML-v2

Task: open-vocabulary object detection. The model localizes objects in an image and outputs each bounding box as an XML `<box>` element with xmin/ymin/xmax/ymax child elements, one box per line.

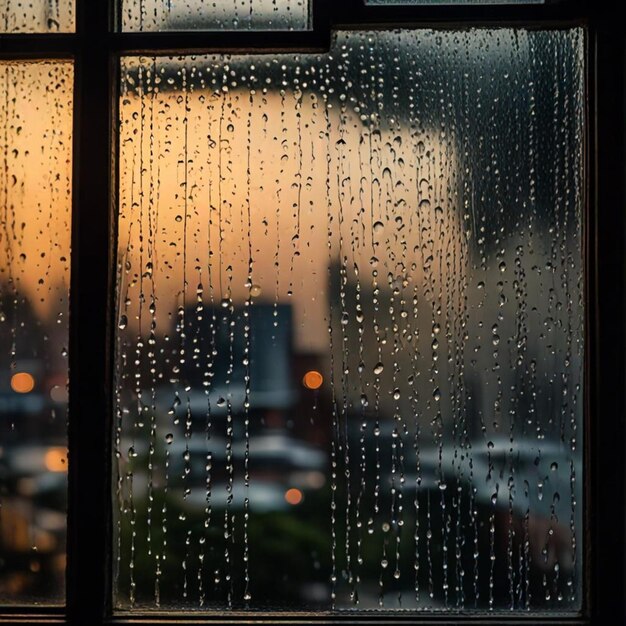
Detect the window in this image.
<box><xmin>0</xmin><ymin>1</ymin><xmax>625</xmax><ymax>625</ymax></box>
<box><xmin>120</xmin><ymin>0</ymin><xmax>310</xmax><ymax>32</ymax></box>
<box><xmin>0</xmin><ymin>0</ymin><xmax>74</xmax><ymax>33</ymax></box>
<box><xmin>115</xmin><ymin>29</ymin><xmax>585</xmax><ymax>612</ymax></box>
<box><xmin>0</xmin><ymin>59</ymin><xmax>72</xmax><ymax>605</ymax></box>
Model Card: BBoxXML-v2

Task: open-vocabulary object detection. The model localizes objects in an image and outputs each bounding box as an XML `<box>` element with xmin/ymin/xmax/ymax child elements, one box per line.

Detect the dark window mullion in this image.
<box><xmin>108</xmin><ymin>30</ymin><xmax>331</xmax><ymax>54</ymax></box>
<box><xmin>67</xmin><ymin>0</ymin><xmax>115</xmax><ymax>624</ymax></box>
<box><xmin>588</xmin><ymin>8</ymin><xmax>626</xmax><ymax>624</ymax></box>
<box><xmin>0</xmin><ymin>33</ymin><xmax>77</xmax><ymax>57</ymax></box>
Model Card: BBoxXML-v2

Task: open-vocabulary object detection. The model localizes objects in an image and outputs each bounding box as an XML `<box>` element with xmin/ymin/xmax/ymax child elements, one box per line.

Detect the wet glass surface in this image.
<box><xmin>120</xmin><ymin>0</ymin><xmax>310</xmax><ymax>32</ymax></box>
<box><xmin>114</xmin><ymin>29</ymin><xmax>584</xmax><ymax>613</ymax></box>
<box><xmin>0</xmin><ymin>60</ymin><xmax>73</xmax><ymax>604</ymax></box>
<box><xmin>0</xmin><ymin>0</ymin><xmax>74</xmax><ymax>33</ymax></box>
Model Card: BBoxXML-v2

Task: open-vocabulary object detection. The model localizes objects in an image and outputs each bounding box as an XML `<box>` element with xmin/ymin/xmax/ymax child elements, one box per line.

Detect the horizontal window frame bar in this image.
<box><xmin>108</xmin><ymin>30</ymin><xmax>332</xmax><ymax>54</ymax></box>
<box><xmin>109</xmin><ymin>612</ymin><xmax>587</xmax><ymax>623</ymax></box>
<box><xmin>0</xmin><ymin>613</ymin><xmax>67</xmax><ymax>626</ymax></box>
<box><xmin>0</xmin><ymin>18</ymin><xmax>587</xmax><ymax>60</ymax></box>
<box><xmin>0</xmin><ymin>608</ymin><xmax>65</xmax><ymax>621</ymax></box>
<box><xmin>0</xmin><ymin>607</ymin><xmax>64</xmax><ymax>626</ymax></box>
<box><xmin>0</xmin><ymin>606</ymin><xmax>586</xmax><ymax>626</ymax></box>
<box><xmin>107</xmin><ymin>19</ymin><xmax>585</xmax><ymax>55</ymax></box>
<box><xmin>0</xmin><ymin>34</ymin><xmax>76</xmax><ymax>57</ymax></box>
<box><xmin>0</xmin><ymin>0</ymin><xmax>591</xmax><ymax>57</ymax></box>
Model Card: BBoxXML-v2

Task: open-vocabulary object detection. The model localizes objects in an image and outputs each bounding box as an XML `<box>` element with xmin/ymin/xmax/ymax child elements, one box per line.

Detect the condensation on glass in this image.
<box><xmin>120</xmin><ymin>0</ymin><xmax>310</xmax><ymax>32</ymax></box>
<box><xmin>114</xmin><ymin>29</ymin><xmax>585</xmax><ymax>613</ymax></box>
<box><xmin>0</xmin><ymin>0</ymin><xmax>74</xmax><ymax>33</ymax></box>
<box><xmin>0</xmin><ymin>61</ymin><xmax>73</xmax><ymax>604</ymax></box>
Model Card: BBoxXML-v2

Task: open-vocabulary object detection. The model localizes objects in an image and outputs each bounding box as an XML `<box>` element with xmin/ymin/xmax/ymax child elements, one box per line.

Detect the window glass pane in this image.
<box><xmin>0</xmin><ymin>60</ymin><xmax>73</xmax><ymax>604</ymax></box>
<box><xmin>115</xmin><ymin>28</ymin><xmax>584</xmax><ymax>613</ymax></box>
<box><xmin>0</xmin><ymin>0</ymin><xmax>74</xmax><ymax>33</ymax></box>
<box><xmin>120</xmin><ymin>0</ymin><xmax>310</xmax><ymax>32</ymax></box>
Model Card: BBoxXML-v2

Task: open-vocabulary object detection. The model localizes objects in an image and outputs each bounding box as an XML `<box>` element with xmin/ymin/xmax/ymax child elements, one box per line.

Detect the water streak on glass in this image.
<box><xmin>0</xmin><ymin>60</ymin><xmax>73</xmax><ymax>604</ymax></box>
<box><xmin>0</xmin><ymin>0</ymin><xmax>74</xmax><ymax>33</ymax></box>
<box><xmin>115</xmin><ymin>29</ymin><xmax>584</xmax><ymax>613</ymax></box>
<box><xmin>121</xmin><ymin>0</ymin><xmax>310</xmax><ymax>32</ymax></box>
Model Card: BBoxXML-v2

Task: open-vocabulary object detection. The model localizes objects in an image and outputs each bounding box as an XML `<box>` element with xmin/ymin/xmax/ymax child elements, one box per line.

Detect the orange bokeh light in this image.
<box><xmin>284</xmin><ymin>488</ymin><xmax>303</xmax><ymax>506</ymax></box>
<box><xmin>302</xmin><ymin>370</ymin><xmax>323</xmax><ymax>390</ymax></box>
<box><xmin>10</xmin><ymin>372</ymin><xmax>35</xmax><ymax>394</ymax></box>
<box><xmin>44</xmin><ymin>448</ymin><xmax>68</xmax><ymax>473</ymax></box>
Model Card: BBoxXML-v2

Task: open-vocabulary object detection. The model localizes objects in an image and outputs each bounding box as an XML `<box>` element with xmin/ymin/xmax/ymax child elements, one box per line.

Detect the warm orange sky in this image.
<box><xmin>0</xmin><ymin>61</ymin><xmax>73</xmax><ymax>320</ymax></box>
<box><xmin>2</xmin><ymin>0</ymin><xmax>74</xmax><ymax>33</ymax></box>
<box><xmin>117</xmin><ymin>61</ymin><xmax>462</xmax><ymax>353</ymax></box>
<box><xmin>0</xmin><ymin>57</ymin><xmax>462</xmax><ymax>356</ymax></box>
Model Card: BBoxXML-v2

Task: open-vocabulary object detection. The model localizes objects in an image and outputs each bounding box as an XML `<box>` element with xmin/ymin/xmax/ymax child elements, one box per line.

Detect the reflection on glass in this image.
<box><xmin>115</xmin><ymin>29</ymin><xmax>584</xmax><ymax>613</ymax></box>
<box><xmin>120</xmin><ymin>0</ymin><xmax>310</xmax><ymax>32</ymax></box>
<box><xmin>0</xmin><ymin>61</ymin><xmax>73</xmax><ymax>604</ymax></box>
<box><xmin>0</xmin><ymin>0</ymin><xmax>74</xmax><ymax>33</ymax></box>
